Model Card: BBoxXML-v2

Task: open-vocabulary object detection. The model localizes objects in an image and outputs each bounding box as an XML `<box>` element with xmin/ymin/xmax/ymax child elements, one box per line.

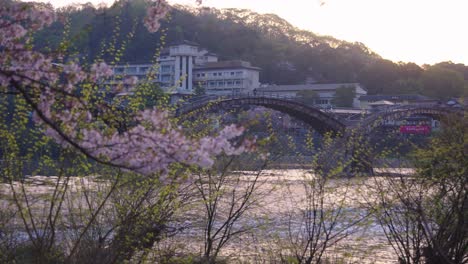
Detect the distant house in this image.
<box><xmin>257</xmin><ymin>83</ymin><xmax>367</xmax><ymax>108</ymax></box>
<box><xmin>359</xmin><ymin>94</ymin><xmax>437</xmax><ymax>109</ymax></box>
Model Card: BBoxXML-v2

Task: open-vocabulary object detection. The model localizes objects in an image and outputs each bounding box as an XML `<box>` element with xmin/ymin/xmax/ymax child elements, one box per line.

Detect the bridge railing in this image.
<box><xmin>176</xmin><ymin>92</ymin><xmax>366</xmax><ymax>123</ymax></box>
<box><xmin>368</xmin><ymin>102</ymin><xmax>460</xmax><ymax>114</ymax></box>
<box><xmin>228</xmin><ymin>91</ymin><xmax>298</xmax><ymax>100</ymax></box>
<box><xmin>186</xmin><ymin>92</ymin><xmax>298</xmax><ymax>102</ymax></box>
<box><xmin>356</xmin><ymin>103</ymin><xmax>464</xmax><ymax>131</ymax></box>
<box><xmin>368</xmin><ymin>103</ymin><xmax>465</xmax><ymax>120</ymax></box>
<box><xmin>177</xmin><ymin>93</ymin><xmax>464</xmax><ymax>122</ymax></box>
<box><xmin>176</xmin><ymin>92</ymin><xmax>299</xmax><ymax>115</ymax></box>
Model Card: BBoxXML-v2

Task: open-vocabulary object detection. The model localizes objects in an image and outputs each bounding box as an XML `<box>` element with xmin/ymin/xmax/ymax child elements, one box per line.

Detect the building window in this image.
<box><xmin>316</xmin><ymin>99</ymin><xmax>329</xmax><ymax>105</ymax></box>
<box><xmin>161</xmin><ymin>65</ymin><xmax>171</xmax><ymax>73</ymax></box>
<box><xmin>179</xmin><ymin>57</ymin><xmax>183</xmax><ymax>87</ymax></box>
<box><xmin>209</xmin><ymin>81</ymin><xmax>216</xmax><ymax>87</ymax></box>
<box><xmin>218</xmin><ymin>81</ymin><xmax>224</xmax><ymax>86</ymax></box>
<box><xmin>235</xmin><ymin>80</ymin><xmax>241</xmax><ymax>85</ymax></box>
<box><xmin>227</xmin><ymin>81</ymin><xmax>233</xmax><ymax>85</ymax></box>
<box><xmin>139</xmin><ymin>67</ymin><xmax>149</xmax><ymax>73</ymax></box>
<box><xmin>114</xmin><ymin>67</ymin><xmax>124</xmax><ymax>74</ymax></box>
<box><xmin>126</xmin><ymin>67</ymin><xmax>137</xmax><ymax>74</ymax></box>
<box><xmin>236</xmin><ymin>71</ymin><xmax>243</xmax><ymax>76</ymax></box>
<box><xmin>230</xmin><ymin>72</ymin><xmax>235</xmax><ymax>76</ymax></box>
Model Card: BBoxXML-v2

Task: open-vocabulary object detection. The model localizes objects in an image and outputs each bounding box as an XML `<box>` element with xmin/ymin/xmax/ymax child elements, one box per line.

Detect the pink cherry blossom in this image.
<box><xmin>124</xmin><ymin>76</ymin><xmax>139</xmax><ymax>86</ymax></box>
<box><xmin>0</xmin><ymin>0</ymin><xmax>255</xmax><ymax>177</ymax></box>
<box><xmin>0</xmin><ymin>3</ymin><xmax>58</xmax><ymax>88</ymax></box>
<box><xmin>144</xmin><ymin>0</ymin><xmax>170</xmax><ymax>33</ymax></box>
<box><xmin>90</xmin><ymin>62</ymin><xmax>113</xmax><ymax>81</ymax></box>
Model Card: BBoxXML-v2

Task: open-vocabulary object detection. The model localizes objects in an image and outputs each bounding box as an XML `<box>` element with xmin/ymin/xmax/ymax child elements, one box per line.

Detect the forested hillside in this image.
<box><xmin>35</xmin><ymin>0</ymin><xmax>467</xmax><ymax>98</ymax></box>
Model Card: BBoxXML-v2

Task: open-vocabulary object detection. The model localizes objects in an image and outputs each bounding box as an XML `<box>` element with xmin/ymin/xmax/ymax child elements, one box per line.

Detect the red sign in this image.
<box><xmin>400</xmin><ymin>125</ymin><xmax>431</xmax><ymax>134</ymax></box>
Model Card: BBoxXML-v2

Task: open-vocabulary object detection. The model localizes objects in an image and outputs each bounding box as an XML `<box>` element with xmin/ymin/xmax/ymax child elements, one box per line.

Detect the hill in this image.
<box><xmin>34</xmin><ymin>0</ymin><xmax>468</xmax><ymax>98</ymax></box>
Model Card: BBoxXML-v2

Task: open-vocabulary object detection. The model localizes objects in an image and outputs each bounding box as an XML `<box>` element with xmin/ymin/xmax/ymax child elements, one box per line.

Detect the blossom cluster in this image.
<box><xmin>40</xmin><ymin>106</ymin><xmax>254</xmax><ymax>176</ymax></box>
<box><xmin>1</xmin><ymin>1</ymin><xmax>254</xmax><ymax>176</ymax></box>
<box><xmin>90</xmin><ymin>62</ymin><xmax>114</xmax><ymax>81</ymax></box>
<box><xmin>143</xmin><ymin>0</ymin><xmax>170</xmax><ymax>33</ymax></box>
<box><xmin>143</xmin><ymin>0</ymin><xmax>202</xmax><ymax>33</ymax></box>
<box><xmin>0</xmin><ymin>3</ymin><xmax>57</xmax><ymax>87</ymax></box>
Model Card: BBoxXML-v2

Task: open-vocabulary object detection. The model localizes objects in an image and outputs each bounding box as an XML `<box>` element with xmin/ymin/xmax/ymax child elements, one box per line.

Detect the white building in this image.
<box><xmin>111</xmin><ymin>41</ymin><xmax>200</xmax><ymax>95</ymax></box>
<box><xmin>257</xmin><ymin>83</ymin><xmax>367</xmax><ymax>108</ymax></box>
<box><xmin>110</xmin><ymin>41</ymin><xmax>260</xmax><ymax>96</ymax></box>
<box><xmin>193</xmin><ymin>60</ymin><xmax>261</xmax><ymax>95</ymax></box>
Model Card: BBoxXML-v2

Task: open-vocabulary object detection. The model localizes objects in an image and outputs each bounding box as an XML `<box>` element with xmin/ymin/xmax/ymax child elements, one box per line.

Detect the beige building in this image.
<box><xmin>193</xmin><ymin>60</ymin><xmax>261</xmax><ymax>95</ymax></box>
<box><xmin>257</xmin><ymin>83</ymin><xmax>367</xmax><ymax>108</ymax></box>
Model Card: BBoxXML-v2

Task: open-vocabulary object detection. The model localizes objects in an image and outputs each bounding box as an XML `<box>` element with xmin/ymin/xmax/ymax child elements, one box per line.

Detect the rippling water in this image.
<box><xmin>178</xmin><ymin>169</ymin><xmax>402</xmax><ymax>263</ymax></box>
<box><xmin>1</xmin><ymin>169</ymin><xmax>406</xmax><ymax>263</ymax></box>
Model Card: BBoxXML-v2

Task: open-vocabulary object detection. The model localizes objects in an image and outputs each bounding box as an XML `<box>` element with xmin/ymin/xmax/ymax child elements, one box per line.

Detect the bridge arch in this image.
<box><xmin>176</xmin><ymin>96</ymin><xmax>346</xmax><ymax>135</ymax></box>
<box><xmin>359</xmin><ymin>106</ymin><xmax>465</xmax><ymax>134</ymax></box>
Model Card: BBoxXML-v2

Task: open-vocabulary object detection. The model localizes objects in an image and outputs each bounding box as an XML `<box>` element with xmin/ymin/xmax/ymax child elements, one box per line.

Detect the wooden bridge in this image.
<box><xmin>175</xmin><ymin>94</ymin><xmax>464</xmax><ymax>135</ymax></box>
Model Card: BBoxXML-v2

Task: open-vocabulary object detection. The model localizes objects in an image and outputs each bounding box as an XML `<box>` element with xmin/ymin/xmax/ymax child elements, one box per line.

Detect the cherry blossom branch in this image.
<box><xmin>1</xmin><ymin>0</ymin><xmax>255</xmax><ymax>177</ymax></box>
<box><xmin>11</xmin><ymin>80</ymin><xmax>136</xmax><ymax>171</ymax></box>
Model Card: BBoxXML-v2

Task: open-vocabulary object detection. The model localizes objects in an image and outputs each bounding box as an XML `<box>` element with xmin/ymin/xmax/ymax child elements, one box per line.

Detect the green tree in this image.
<box><xmin>390</xmin><ymin>78</ymin><xmax>423</xmax><ymax>94</ymax></box>
<box><xmin>194</xmin><ymin>83</ymin><xmax>206</xmax><ymax>96</ymax></box>
<box><xmin>297</xmin><ymin>89</ymin><xmax>319</xmax><ymax>105</ymax></box>
<box><xmin>358</xmin><ymin>59</ymin><xmax>400</xmax><ymax>94</ymax></box>
<box><xmin>371</xmin><ymin>115</ymin><xmax>468</xmax><ymax>264</ymax></box>
<box><xmin>420</xmin><ymin>66</ymin><xmax>466</xmax><ymax>99</ymax></box>
<box><xmin>332</xmin><ymin>85</ymin><xmax>356</xmax><ymax>107</ymax></box>
<box><xmin>413</xmin><ymin>116</ymin><xmax>467</xmax><ymax>264</ymax></box>
<box><xmin>433</xmin><ymin>61</ymin><xmax>468</xmax><ymax>80</ymax></box>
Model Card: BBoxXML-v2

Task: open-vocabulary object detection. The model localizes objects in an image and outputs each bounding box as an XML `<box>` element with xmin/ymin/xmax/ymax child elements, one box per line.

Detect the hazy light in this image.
<box><xmin>37</xmin><ymin>0</ymin><xmax>468</xmax><ymax>65</ymax></box>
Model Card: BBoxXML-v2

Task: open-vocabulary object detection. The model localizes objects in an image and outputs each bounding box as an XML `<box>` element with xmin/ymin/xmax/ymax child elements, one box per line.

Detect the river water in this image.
<box><xmin>0</xmin><ymin>169</ymin><xmax>406</xmax><ymax>263</ymax></box>
<box><xmin>171</xmin><ymin>169</ymin><xmax>405</xmax><ymax>263</ymax></box>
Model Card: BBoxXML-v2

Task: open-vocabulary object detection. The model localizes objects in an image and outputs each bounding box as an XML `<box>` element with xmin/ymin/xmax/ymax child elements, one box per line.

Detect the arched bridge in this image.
<box><xmin>176</xmin><ymin>95</ymin><xmax>346</xmax><ymax>135</ymax></box>
<box><xmin>175</xmin><ymin>94</ymin><xmax>465</xmax><ymax>135</ymax></box>
<box><xmin>358</xmin><ymin>105</ymin><xmax>465</xmax><ymax>134</ymax></box>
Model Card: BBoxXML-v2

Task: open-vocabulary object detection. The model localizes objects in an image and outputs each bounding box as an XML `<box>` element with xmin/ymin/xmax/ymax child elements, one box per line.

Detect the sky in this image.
<box><xmin>37</xmin><ymin>0</ymin><xmax>468</xmax><ymax>66</ymax></box>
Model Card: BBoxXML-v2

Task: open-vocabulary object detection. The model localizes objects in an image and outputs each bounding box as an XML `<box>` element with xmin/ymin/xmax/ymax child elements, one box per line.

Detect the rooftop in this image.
<box><xmin>360</xmin><ymin>94</ymin><xmax>430</xmax><ymax>101</ymax></box>
<box><xmin>194</xmin><ymin>60</ymin><xmax>261</xmax><ymax>71</ymax></box>
<box><xmin>368</xmin><ymin>100</ymin><xmax>395</xmax><ymax>106</ymax></box>
<box><xmin>169</xmin><ymin>40</ymin><xmax>200</xmax><ymax>47</ymax></box>
<box><xmin>257</xmin><ymin>83</ymin><xmax>362</xmax><ymax>92</ymax></box>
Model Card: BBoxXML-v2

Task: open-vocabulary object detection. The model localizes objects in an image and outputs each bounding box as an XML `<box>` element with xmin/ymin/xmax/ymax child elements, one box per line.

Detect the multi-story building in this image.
<box><xmin>109</xmin><ymin>41</ymin><xmax>260</xmax><ymax>97</ymax></box>
<box><xmin>111</xmin><ymin>41</ymin><xmax>200</xmax><ymax>95</ymax></box>
<box><xmin>193</xmin><ymin>60</ymin><xmax>261</xmax><ymax>95</ymax></box>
